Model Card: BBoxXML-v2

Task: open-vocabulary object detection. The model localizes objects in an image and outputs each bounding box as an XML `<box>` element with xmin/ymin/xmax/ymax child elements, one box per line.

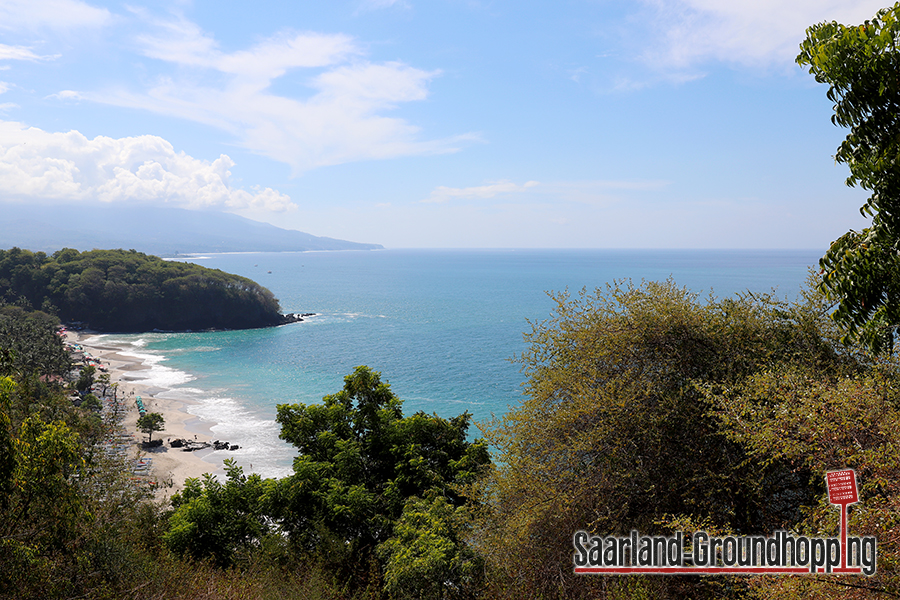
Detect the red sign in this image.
<box><xmin>826</xmin><ymin>469</ymin><xmax>858</xmax><ymax>505</ymax></box>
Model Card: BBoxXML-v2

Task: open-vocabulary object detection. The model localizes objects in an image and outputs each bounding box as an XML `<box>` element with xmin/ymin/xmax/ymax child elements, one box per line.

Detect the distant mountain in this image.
<box><xmin>0</xmin><ymin>204</ymin><xmax>383</xmax><ymax>255</ymax></box>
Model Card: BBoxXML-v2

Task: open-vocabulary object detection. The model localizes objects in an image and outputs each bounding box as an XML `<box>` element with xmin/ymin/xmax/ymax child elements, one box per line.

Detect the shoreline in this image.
<box><xmin>67</xmin><ymin>331</ymin><xmax>225</xmax><ymax>500</ymax></box>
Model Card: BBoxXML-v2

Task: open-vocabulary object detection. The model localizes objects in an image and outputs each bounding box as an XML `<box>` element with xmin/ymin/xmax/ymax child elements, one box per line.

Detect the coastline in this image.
<box><xmin>67</xmin><ymin>331</ymin><xmax>225</xmax><ymax>500</ymax></box>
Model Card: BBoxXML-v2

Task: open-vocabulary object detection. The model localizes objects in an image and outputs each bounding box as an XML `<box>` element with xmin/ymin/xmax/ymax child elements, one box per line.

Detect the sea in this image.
<box><xmin>90</xmin><ymin>249</ymin><xmax>824</xmax><ymax>479</ymax></box>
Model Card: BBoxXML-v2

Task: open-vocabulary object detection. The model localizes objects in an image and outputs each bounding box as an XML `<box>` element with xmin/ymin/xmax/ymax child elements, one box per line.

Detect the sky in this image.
<box><xmin>0</xmin><ymin>0</ymin><xmax>887</xmax><ymax>248</ymax></box>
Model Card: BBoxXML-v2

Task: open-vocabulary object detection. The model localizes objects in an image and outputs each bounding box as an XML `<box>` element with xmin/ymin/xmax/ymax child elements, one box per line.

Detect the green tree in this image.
<box><xmin>0</xmin><ymin>307</ymin><xmax>70</xmax><ymax>378</ymax></box>
<box><xmin>707</xmin><ymin>367</ymin><xmax>900</xmax><ymax>598</ymax></box>
<box><xmin>165</xmin><ymin>460</ymin><xmax>273</xmax><ymax>567</ymax></box>
<box><xmin>0</xmin><ymin>247</ymin><xmax>286</xmax><ymax>332</ymax></box>
<box><xmin>378</xmin><ymin>495</ymin><xmax>484</xmax><ymax>600</ymax></box>
<box><xmin>797</xmin><ymin>3</ymin><xmax>900</xmax><ymax>353</ymax></box>
<box><xmin>136</xmin><ymin>412</ymin><xmax>164</xmax><ymax>445</ymax></box>
<box><xmin>0</xmin><ymin>377</ymin><xmax>15</xmax><ymax>509</ymax></box>
<box><xmin>80</xmin><ymin>393</ymin><xmax>101</xmax><ymax>411</ymax></box>
<box><xmin>95</xmin><ymin>373</ymin><xmax>112</xmax><ymax>397</ymax></box>
<box><xmin>74</xmin><ymin>365</ymin><xmax>95</xmax><ymax>394</ymax></box>
<box><xmin>476</xmin><ymin>280</ymin><xmax>857</xmax><ymax>600</ymax></box>
<box><xmin>272</xmin><ymin>366</ymin><xmax>491</xmax><ymax>583</ymax></box>
<box><xmin>0</xmin><ymin>408</ymin><xmax>87</xmax><ymax>597</ymax></box>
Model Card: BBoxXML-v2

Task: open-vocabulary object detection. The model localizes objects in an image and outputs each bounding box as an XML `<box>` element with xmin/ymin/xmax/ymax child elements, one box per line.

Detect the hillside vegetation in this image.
<box><xmin>1</xmin><ymin>278</ymin><xmax>898</xmax><ymax>600</ymax></box>
<box><xmin>475</xmin><ymin>280</ymin><xmax>899</xmax><ymax>599</ymax></box>
<box><xmin>0</xmin><ymin>247</ymin><xmax>290</xmax><ymax>332</ymax></box>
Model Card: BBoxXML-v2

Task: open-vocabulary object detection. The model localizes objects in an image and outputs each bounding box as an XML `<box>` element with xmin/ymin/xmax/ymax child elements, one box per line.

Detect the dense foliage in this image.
<box><xmin>165</xmin><ymin>460</ymin><xmax>272</xmax><ymax>568</ymax></box>
<box><xmin>0</xmin><ymin>300</ymin><xmax>364</xmax><ymax>600</ymax></box>
<box><xmin>0</xmin><ymin>247</ymin><xmax>286</xmax><ymax>331</ymax></box>
<box><xmin>2</xmin><ymin>277</ymin><xmax>899</xmax><ymax>599</ymax></box>
<box><xmin>162</xmin><ymin>366</ymin><xmax>492</xmax><ymax>597</ymax></box>
<box><xmin>272</xmin><ymin>366</ymin><xmax>491</xmax><ymax>592</ymax></box>
<box><xmin>475</xmin><ymin>279</ymin><xmax>899</xmax><ymax>599</ymax></box>
<box><xmin>0</xmin><ymin>306</ymin><xmax>71</xmax><ymax>378</ymax></box>
<box><xmin>797</xmin><ymin>3</ymin><xmax>900</xmax><ymax>353</ymax></box>
<box><xmin>0</xmin><ymin>315</ymin><xmax>151</xmax><ymax>599</ymax></box>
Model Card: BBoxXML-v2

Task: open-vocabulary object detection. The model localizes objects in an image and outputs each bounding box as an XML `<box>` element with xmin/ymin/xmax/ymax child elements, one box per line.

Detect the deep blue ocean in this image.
<box><xmin>92</xmin><ymin>249</ymin><xmax>823</xmax><ymax>478</ymax></box>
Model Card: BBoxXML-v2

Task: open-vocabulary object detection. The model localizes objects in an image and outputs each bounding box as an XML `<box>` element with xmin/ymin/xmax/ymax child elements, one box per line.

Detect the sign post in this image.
<box><xmin>826</xmin><ymin>469</ymin><xmax>859</xmax><ymax>570</ymax></box>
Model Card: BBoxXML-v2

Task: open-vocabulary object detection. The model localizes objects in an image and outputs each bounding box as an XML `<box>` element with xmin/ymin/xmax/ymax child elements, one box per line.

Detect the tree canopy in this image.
<box><xmin>475</xmin><ymin>279</ymin><xmax>899</xmax><ymax>599</ymax></box>
<box><xmin>2</xmin><ymin>275</ymin><xmax>899</xmax><ymax>599</ymax></box>
<box><xmin>164</xmin><ymin>460</ymin><xmax>271</xmax><ymax>568</ymax></box>
<box><xmin>0</xmin><ymin>247</ymin><xmax>287</xmax><ymax>332</ymax></box>
<box><xmin>272</xmin><ymin>366</ymin><xmax>491</xmax><ymax>577</ymax></box>
<box><xmin>162</xmin><ymin>366</ymin><xmax>491</xmax><ymax>594</ymax></box>
<box><xmin>136</xmin><ymin>412</ymin><xmax>165</xmax><ymax>444</ymax></box>
<box><xmin>0</xmin><ymin>306</ymin><xmax>70</xmax><ymax>378</ymax></box>
<box><xmin>797</xmin><ymin>3</ymin><xmax>900</xmax><ymax>353</ymax></box>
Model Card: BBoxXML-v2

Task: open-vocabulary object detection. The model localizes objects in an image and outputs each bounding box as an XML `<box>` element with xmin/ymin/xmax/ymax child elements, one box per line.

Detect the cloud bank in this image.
<box><xmin>639</xmin><ymin>0</ymin><xmax>890</xmax><ymax>72</ymax></box>
<box><xmin>0</xmin><ymin>0</ymin><xmax>111</xmax><ymax>32</ymax></box>
<box><xmin>68</xmin><ymin>11</ymin><xmax>468</xmax><ymax>174</ymax></box>
<box><xmin>423</xmin><ymin>179</ymin><xmax>669</xmax><ymax>206</ymax></box>
<box><xmin>0</xmin><ymin>43</ymin><xmax>58</xmax><ymax>62</ymax></box>
<box><xmin>0</xmin><ymin>121</ymin><xmax>295</xmax><ymax>211</ymax></box>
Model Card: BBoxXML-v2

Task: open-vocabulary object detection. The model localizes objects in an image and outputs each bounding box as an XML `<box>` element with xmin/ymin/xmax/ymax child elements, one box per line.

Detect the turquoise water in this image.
<box><xmin>95</xmin><ymin>249</ymin><xmax>823</xmax><ymax>478</ymax></box>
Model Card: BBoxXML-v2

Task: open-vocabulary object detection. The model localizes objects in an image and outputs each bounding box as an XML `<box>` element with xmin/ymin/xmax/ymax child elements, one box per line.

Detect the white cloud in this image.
<box><xmin>0</xmin><ymin>43</ymin><xmax>58</xmax><ymax>62</ymax></box>
<box><xmin>314</xmin><ymin>61</ymin><xmax>434</xmax><ymax>104</ymax></box>
<box><xmin>425</xmin><ymin>180</ymin><xmax>540</xmax><ymax>203</ymax></box>
<box><xmin>132</xmin><ymin>10</ymin><xmax>357</xmax><ymax>79</ymax></box>
<box><xmin>0</xmin><ymin>120</ymin><xmax>296</xmax><ymax>211</ymax></box>
<box><xmin>638</xmin><ymin>0</ymin><xmax>890</xmax><ymax>72</ymax></box>
<box><xmin>130</xmin><ymin>11</ymin><xmax>220</xmax><ymax>68</ymax></box>
<box><xmin>423</xmin><ymin>179</ymin><xmax>670</xmax><ymax>205</ymax></box>
<box><xmin>0</xmin><ymin>0</ymin><xmax>111</xmax><ymax>32</ymax></box>
<box><xmin>220</xmin><ymin>33</ymin><xmax>357</xmax><ymax>81</ymax></box>
<box><xmin>72</xmin><ymin>13</ymin><xmax>464</xmax><ymax>173</ymax></box>
<box><xmin>49</xmin><ymin>90</ymin><xmax>81</xmax><ymax>100</ymax></box>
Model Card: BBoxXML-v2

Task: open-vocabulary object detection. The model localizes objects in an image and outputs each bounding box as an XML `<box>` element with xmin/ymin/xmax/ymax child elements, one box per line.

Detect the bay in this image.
<box><xmin>99</xmin><ymin>248</ymin><xmax>824</xmax><ymax>478</ymax></box>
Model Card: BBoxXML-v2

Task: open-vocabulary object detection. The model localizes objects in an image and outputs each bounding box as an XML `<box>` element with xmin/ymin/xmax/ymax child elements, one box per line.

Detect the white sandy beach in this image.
<box><xmin>67</xmin><ymin>331</ymin><xmax>225</xmax><ymax>499</ymax></box>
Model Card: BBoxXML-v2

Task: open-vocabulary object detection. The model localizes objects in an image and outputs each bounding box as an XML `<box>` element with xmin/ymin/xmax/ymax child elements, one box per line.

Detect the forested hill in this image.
<box><xmin>0</xmin><ymin>247</ymin><xmax>296</xmax><ymax>332</ymax></box>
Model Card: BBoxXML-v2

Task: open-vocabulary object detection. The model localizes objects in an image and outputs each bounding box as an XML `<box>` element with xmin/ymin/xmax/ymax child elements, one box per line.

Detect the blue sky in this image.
<box><xmin>0</xmin><ymin>0</ymin><xmax>885</xmax><ymax>248</ymax></box>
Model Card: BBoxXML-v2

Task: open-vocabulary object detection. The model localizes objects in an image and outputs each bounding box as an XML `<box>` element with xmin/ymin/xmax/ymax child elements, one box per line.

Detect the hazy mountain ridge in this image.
<box><xmin>0</xmin><ymin>204</ymin><xmax>383</xmax><ymax>254</ymax></box>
